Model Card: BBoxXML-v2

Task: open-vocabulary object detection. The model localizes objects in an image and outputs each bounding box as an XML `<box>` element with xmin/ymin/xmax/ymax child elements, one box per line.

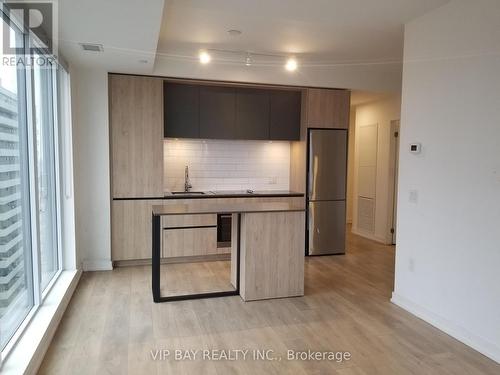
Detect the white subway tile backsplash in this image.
<box><xmin>164</xmin><ymin>139</ymin><xmax>290</xmax><ymax>191</ymax></box>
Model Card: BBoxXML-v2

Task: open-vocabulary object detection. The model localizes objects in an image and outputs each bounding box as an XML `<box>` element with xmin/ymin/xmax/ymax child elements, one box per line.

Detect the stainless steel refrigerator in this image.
<box><xmin>307</xmin><ymin>128</ymin><xmax>347</xmax><ymax>255</ymax></box>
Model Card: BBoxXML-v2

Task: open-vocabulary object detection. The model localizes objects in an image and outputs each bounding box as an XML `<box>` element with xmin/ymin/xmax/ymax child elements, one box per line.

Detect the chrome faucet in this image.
<box><xmin>184</xmin><ymin>166</ymin><xmax>192</xmax><ymax>192</ymax></box>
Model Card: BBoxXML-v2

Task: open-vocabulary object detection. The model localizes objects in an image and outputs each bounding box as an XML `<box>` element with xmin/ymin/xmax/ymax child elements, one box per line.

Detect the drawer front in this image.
<box><xmin>162</xmin><ymin>227</ymin><xmax>217</xmax><ymax>258</ymax></box>
<box><xmin>162</xmin><ymin>214</ymin><xmax>217</xmax><ymax>228</ymax></box>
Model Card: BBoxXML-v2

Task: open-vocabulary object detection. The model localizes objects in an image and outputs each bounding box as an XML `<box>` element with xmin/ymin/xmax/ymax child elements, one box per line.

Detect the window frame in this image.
<box><xmin>0</xmin><ymin>16</ymin><xmax>38</xmax><ymax>355</ymax></box>
<box><xmin>26</xmin><ymin>46</ymin><xmax>62</xmax><ymax>297</ymax></box>
<box><xmin>41</xmin><ymin>57</ymin><xmax>63</xmax><ymax>300</ymax></box>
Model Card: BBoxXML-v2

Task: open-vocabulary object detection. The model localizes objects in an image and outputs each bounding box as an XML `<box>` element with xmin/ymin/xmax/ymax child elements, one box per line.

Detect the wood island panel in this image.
<box><xmin>239</xmin><ymin>211</ymin><xmax>305</xmax><ymax>301</ymax></box>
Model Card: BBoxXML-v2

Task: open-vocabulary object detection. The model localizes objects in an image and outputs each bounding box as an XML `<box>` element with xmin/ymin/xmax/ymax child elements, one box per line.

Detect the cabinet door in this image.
<box><xmin>164</xmin><ymin>82</ymin><xmax>199</xmax><ymax>138</ymax></box>
<box><xmin>199</xmin><ymin>86</ymin><xmax>236</xmax><ymax>139</ymax></box>
<box><xmin>112</xmin><ymin>199</ymin><xmax>164</xmax><ymax>261</ymax></box>
<box><xmin>235</xmin><ymin>88</ymin><xmax>270</xmax><ymax>139</ymax></box>
<box><xmin>306</xmin><ymin>89</ymin><xmax>350</xmax><ymax>129</ymax></box>
<box><xmin>163</xmin><ymin>227</ymin><xmax>217</xmax><ymax>258</ymax></box>
<box><xmin>110</xmin><ymin>75</ymin><xmax>164</xmax><ymax>198</ymax></box>
<box><xmin>270</xmin><ymin>90</ymin><xmax>301</xmax><ymax>140</ymax></box>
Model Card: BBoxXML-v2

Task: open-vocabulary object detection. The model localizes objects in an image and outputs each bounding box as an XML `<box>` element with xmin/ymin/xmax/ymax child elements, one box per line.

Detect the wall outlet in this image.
<box><xmin>270</xmin><ymin>176</ymin><xmax>277</xmax><ymax>185</ymax></box>
<box><xmin>409</xmin><ymin>143</ymin><xmax>422</xmax><ymax>154</ymax></box>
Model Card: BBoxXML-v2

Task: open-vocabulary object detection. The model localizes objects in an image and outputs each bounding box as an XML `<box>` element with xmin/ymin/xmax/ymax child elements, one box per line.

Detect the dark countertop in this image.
<box><xmin>152</xmin><ymin>201</ymin><xmax>305</xmax><ymax>216</ymax></box>
<box><xmin>163</xmin><ymin>190</ymin><xmax>304</xmax><ymax>199</ymax></box>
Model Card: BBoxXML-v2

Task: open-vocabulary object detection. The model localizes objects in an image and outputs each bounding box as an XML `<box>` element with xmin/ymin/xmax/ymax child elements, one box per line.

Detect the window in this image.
<box><xmin>0</xmin><ymin>10</ymin><xmax>68</xmax><ymax>352</ymax></box>
<box><xmin>0</xmin><ymin>18</ymin><xmax>35</xmax><ymax>351</ymax></box>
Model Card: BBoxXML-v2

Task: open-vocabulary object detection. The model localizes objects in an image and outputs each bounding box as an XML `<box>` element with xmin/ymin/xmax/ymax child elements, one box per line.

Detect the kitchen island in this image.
<box><xmin>152</xmin><ymin>201</ymin><xmax>305</xmax><ymax>302</ymax></box>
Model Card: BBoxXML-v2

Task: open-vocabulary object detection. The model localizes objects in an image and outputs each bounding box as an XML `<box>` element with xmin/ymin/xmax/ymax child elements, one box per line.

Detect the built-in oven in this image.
<box><xmin>217</xmin><ymin>214</ymin><xmax>232</xmax><ymax>248</ymax></box>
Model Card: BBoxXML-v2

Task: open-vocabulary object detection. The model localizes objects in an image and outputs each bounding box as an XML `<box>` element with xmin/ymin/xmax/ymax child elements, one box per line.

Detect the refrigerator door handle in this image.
<box><xmin>307</xmin><ymin>142</ymin><xmax>312</xmax><ymax>199</ymax></box>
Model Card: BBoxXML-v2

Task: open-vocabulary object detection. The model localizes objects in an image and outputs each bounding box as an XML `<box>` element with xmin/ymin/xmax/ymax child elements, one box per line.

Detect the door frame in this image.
<box><xmin>388</xmin><ymin>120</ymin><xmax>400</xmax><ymax>245</ymax></box>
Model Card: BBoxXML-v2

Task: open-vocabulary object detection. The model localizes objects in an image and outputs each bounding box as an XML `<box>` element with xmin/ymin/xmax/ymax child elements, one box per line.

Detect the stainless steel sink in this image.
<box><xmin>171</xmin><ymin>191</ymin><xmax>206</xmax><ymax>195</ymax></box>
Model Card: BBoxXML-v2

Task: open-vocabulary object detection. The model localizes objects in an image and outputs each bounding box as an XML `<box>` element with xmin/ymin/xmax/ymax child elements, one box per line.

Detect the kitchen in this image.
<box><xmin>109</xmin><ymin>75</ymin><xmax>350</xmax><ymax>302</ymax></box>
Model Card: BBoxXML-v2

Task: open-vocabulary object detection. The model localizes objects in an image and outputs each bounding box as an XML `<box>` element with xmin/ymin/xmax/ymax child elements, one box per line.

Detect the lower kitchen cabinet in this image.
<box><xmin>162</xmin><ymin>213</ymin><xmax>218</xmax><ymax>258</ymax></box>
<box><xmin>111</xmin><ymin>196</ymin><xmax>304</xmax><ymax>263</ymax></box>
<box><xmin>112</xmin><ymin>199</ymin><xmax>164</xmax><ymax>261</ymax></box>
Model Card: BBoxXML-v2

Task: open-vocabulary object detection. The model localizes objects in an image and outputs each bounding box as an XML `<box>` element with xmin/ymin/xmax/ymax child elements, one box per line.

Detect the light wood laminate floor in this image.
<box><xmin>38</xmin><ymin>232</ymin><xmax>500</xmax><ymax>374</ymax></box>
<box><xmin>161</xmin><ymin>260</ymin><xmax>233</xmax><ymax>297</ymax></box>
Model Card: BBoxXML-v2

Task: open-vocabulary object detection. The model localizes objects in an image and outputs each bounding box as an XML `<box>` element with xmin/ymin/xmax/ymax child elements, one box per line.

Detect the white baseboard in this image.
<box><xmin>391</xmin><ymin>292</ymin><xmax>500</xmax><ymax>364</ymax></box>
<box><xmin>82</xmin><ymin>259</ymin><xmax>113</xmax><ymax>271</ymax></box>
<box><xmin>351</xmin><ymin>227</ymin><xmax>387</xmax><ymax>244</ymax></box>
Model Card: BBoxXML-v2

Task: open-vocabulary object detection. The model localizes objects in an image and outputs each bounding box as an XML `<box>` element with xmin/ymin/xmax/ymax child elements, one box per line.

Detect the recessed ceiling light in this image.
<box><xmin>199</xmin><ymin>50</ymin><xmax>211</xmax><ymax>64</ymax></box>
<box><xmin>285</xmin><ymin>57</ymin><xmax>298</xmax><ymax>72</ymax></box>
<box><xmin>227</xmin><ymin>29</ymin><xmax>242</xmax><ymax>36</ymax></box>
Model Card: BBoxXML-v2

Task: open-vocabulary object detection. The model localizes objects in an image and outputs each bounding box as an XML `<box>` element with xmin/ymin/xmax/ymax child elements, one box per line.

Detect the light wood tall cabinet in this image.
<box><xmin>109</xmin><ymin>74</ymin><xmax>164</xmax><ymax>262</ymax></box>
<box><xmin>109</xmin><ymin>74</ymin><xmax>164</xmax><ymax>198</ymax></box>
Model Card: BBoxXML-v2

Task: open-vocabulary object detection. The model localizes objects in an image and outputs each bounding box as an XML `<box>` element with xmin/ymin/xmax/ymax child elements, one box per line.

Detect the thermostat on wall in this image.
<box><xmin>410</xmin><ymin>143</ymin><xmax>421</xmax><ymax>154</ymax></box>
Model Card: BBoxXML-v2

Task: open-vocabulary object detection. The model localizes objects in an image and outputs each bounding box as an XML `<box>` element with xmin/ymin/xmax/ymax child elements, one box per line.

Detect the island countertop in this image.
<box><xmin>152</xmin><ymin>201</ymin><xmax>305</xmax><ymax>216</ymax></box>
<box><xmin>163</xmin><ymin>190</ymin><xmax>304</xmax><ymax>199</ymax></box>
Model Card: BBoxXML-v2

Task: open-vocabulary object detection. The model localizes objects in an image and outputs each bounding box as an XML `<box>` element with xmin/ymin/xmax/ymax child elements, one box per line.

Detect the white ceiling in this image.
<box><xmin>351</xmin><ymin>90</ymin><xmax>391</xmax><ymax>106</ymax></box>
<box><xmin>157</xmin><ymin>0</ymin><xmax>449</xmax><ymax>65</ymax></box>
<box><xmin>58</xmin><ymin>0</ymin><xmax>164</xmax><ymax>73</ymax></box>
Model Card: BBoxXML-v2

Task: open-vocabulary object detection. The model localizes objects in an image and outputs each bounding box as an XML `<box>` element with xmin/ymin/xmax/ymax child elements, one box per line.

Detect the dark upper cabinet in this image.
<box><xmin>270</xmin><ymin>90</ymin><xmax>301</xmax><ymax>140</ymax></box>
<box><xmin>235</xmin><ymin>88</ymin><xmax>270</xmax><ymax>140</ymax></box>
<box><xmin>199</xmin><ymin>86</ymin><xmax>236</xmax><ymax>139</ymax></box>
<box><xmin>164</xmin><ymin>82</ymin><xmax>199</xmax><ymax>138</ymax></box>
<box><xmin>164</xmin><ymin>81</ymin><xmax>301</xmax><ymax>140</ymax></box>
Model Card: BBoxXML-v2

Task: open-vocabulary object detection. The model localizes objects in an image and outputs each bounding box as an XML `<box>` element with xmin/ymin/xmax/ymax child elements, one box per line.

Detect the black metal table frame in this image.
<box><xmin>152</xmin><ymin>213</ymin><xmax>240</xmax><ymax>303</ymax></box>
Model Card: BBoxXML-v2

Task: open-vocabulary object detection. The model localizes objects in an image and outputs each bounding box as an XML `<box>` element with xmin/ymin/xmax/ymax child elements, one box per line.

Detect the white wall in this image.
<box><xmin>71</xmin><ymin>67</ymin><xmax>112</xmax><ymax>271</ymax></box>
<box><xmin>392</xmin><ymin>0</ymin><xmax>500</xmax><ymax>363</ymax></box>
<box><xmin>352</xmin><ymin>95</ymin><xmax>401</xmax><ymax>243</ymax></box>
<box><xmin>164</xmin><ymin>139</ymin><xmax>290</xmax><ymax>191</ymax></box>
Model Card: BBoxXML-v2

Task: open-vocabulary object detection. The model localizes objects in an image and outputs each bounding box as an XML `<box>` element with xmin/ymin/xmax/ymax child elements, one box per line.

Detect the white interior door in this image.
<box><xmin>356</xmin><ymin>124</ymin><xmax>378</xmax><ymax>234</ymax></box>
